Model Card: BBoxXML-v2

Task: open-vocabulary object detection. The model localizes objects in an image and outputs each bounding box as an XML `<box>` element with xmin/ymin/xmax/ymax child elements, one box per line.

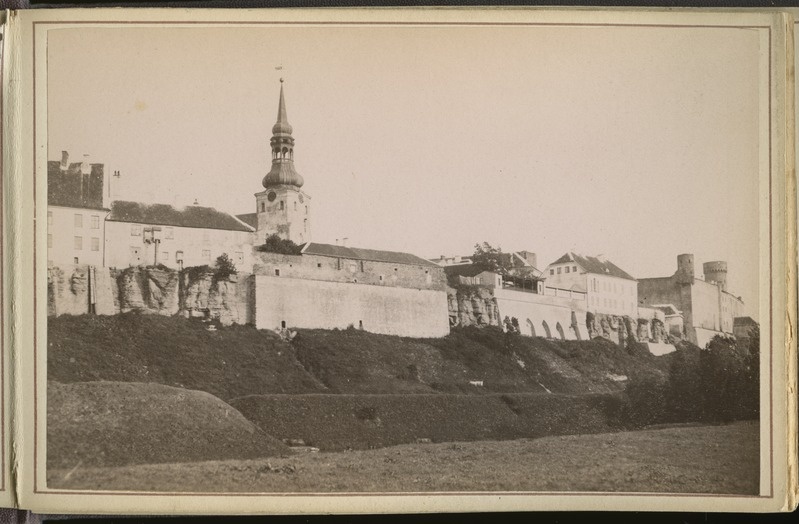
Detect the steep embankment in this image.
<box><xmin>49</xmin><ymin>315</ymin><xmax>677</xmax><ymax>399</ymax></box>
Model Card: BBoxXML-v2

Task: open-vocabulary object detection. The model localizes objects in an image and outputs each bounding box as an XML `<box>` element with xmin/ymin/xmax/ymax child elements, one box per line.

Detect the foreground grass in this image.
<box><xmin>48</xmin><ymin>421</ymin><xmax>758</xmax><ymax>494</ymax></box>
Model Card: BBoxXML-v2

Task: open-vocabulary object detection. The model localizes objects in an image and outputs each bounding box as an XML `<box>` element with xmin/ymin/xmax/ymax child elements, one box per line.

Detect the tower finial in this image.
<box><xmin>280</xmin><ymin>77</ymin><xmax>284</xmax><ymax>83</ymax></box>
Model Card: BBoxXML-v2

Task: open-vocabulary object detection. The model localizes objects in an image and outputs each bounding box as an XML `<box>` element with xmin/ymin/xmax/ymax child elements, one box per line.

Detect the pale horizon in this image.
<box><xmin>47</xmin><ymin>24</ymin><xmax>762</xmax><ymax>317</ymax></box>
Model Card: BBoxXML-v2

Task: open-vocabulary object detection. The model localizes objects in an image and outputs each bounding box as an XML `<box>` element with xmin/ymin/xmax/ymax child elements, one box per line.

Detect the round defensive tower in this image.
<box><xmin>675</xmin><ymin>253</ymin><xmax>695</xmax><ymax>284</ymax></box>
<box><xmin>703</xmin><ymin>261</ymin><xmax>728</xmax><ymax>291</ymax></box>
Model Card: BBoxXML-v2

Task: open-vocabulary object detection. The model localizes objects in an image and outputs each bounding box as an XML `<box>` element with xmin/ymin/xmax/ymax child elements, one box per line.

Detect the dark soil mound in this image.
<box><xmin>230</xmin><ymin>392</ymin><xmax>620</xmax><ymax>451</ymax></box>
<box><xmin>48</xmin><ymin>313</ymin><xmax>327</xmax><ymax>400</ymax></box>
<box><xmin>47</xmin><ymin>381</ymin><xmax>291</xmax><ymax>470</ymax></box>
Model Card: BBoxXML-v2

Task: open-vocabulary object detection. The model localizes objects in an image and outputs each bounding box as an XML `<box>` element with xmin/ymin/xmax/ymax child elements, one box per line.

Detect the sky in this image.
<box><xmin>47</xmin><ymin>24</ymin><xmax>763</xmax><ymax>317</ymax></box>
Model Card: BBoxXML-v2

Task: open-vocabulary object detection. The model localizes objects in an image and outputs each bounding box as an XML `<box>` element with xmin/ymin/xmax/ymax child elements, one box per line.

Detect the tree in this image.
<box><xmin>257</xmin><ymin>234</ymin><xmax>303</xmax><ymax>255</ymax></box>
<box><xmin>472</xmin><ymin>242</ymin><xmax>509</xmax><ymax>274</ymax></box>
<box><xmin>214</xmin><ymin>253</ymin><xmax>238</xmax><ymax>281</ymax></box>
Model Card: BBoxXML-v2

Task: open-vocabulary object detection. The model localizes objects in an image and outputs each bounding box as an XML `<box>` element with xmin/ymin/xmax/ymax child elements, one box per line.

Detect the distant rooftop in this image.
<box><xmin>109</xmin><ymin>200</ymin><xmax>255</xmax><ymax>232</ymax></box>
<box><xmin>302</xmin><ymin>242</ymin><xmax>440</xmax><ymax>268</ymax></box>
<box><xmin>550</xmin><ymin>252</ymin><xmax>636</xmax><ymax>281</ymax></box>
<box><xmin>48</xmin><ymin>159</ymin><xmax>105</xmax><ymax>210</ymax></box>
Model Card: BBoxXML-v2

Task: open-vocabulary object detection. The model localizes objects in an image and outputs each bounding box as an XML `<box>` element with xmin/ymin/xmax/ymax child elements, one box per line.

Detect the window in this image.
<box><xmin>294</xmin><ymin>201</ymin><xmax>297</xmax><ymax>211</ymax></box>
<box><xmin>91</xmin><ymin>237</ymin><xmax>100</xmax><ymax>251</ymax></box>
<box><xmin>280</xmin><ymin>201</ymin><xmax>285</xmax><ymax>210</ymax></box>
<box><xmin>90</xmin><ymin>215</ymin><xmax>99</xmax><ymax>229</ymax></box>
<box><xmin>317</xmin><ymin>263</ymin><xmax>322</xmax><ymax>268</ymax></box>
<box><xmin>47</xmin><ymin>211</ymin><xmax>53</xmax><ymax>226</ymax></box>
<box><xmin>573</xmin><ymin>266</ymin><xmax>577</xmax><ymax>272</ymax></box>
<box><xmin>202</xmin><ymin>249</ymin><xmax>211</xmax><ymax>261</ymax></box>
<box><xmin>379</xmin><ymin>275</ymin><xmax>384</xmax><ymax>282</ymax></box>
<box><xmin>305</xmin><ymin>206</ymin><xmax>308</xmax><ymax>215</ymax></box>
<box><xmin>274</xmin><ymin>268</ymin><xmax>280</xmax><ymax>276</ymax></box>
<box><xmin>175</xmin><ymin>250</ymin><xmax>184</xmax><ymax>262</ymax></box>
<box><xmin>348</xmin><ymin>263</ymin><xmax>357</xmax><ymax>273</ymax></box>
<box><xmin>162</xmin><ymin>252</ymin><xmax>169</xmax><ymax>261</ymax></box>
<box><xmin>550</xmin><ymin>269</ymin><xmax>554</xmax><ymax>275</ymax></box>
<box><xmin>47</xmin><ymin>234</ymin><xmax>52</xmax><ymax>248</ymax></box>
<box><xmin>131</xmin><ymin>225</ymin><xmax>141</xmax><ymax>236</ymax></box>
<box><xmin>360</xmin><ymin>261</ymin><xmax>365</xmax><ymax>272</ymax></box>
<box><xmin>165</xmin><ymin>227</ymin><xmax>174</xmax><ymax>239</ymax></box>
<box><xmin>260</xmin><ymin>202</ymin><xmax>265</xmax><ymax>212</ymax></box>
<box><xmin>565</xmin><ymin>267</ymin><xmax>570</xmax><ymax>274</ymax></box>
<box><xmin>74</xmin><ymin>214</ymin><xmax>83</xmax><ymax>228</ymax></box>
<box><xmin>73</xmin><ymin>257</ymin><xmax>79</xmax><ymax>264</ymax></box>
<box><xmin>557</xmin><ymin>267</ymin><xmax>561</xmax><ymax>274</ymax></box>
<box><xmin>74</xmin><ymin>236</ymin><xmax>82</xmax><ymax>250</ymax></box>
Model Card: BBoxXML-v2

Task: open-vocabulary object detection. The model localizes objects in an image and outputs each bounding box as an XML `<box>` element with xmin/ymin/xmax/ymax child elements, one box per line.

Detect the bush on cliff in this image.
<box><xmin>256</xmin><ymin>234</ymin><xmax>303</xmax><ymax>255</ymax></box>
<box><xmin>620</xmin><ymin>335</ymin><xmax>759</xmax><ymax>427</ymax></box>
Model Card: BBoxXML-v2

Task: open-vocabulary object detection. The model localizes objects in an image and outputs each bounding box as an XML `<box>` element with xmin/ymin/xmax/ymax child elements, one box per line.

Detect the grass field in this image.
<box><xmin>48</xmin><ymin>421</ymin><xmax>759</xmax><ymax>494</ymax></box>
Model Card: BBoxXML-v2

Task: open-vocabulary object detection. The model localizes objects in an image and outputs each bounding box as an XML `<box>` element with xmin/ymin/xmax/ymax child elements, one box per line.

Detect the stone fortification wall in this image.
<box><xmin>446</xmin><ymin>286</ymin><xmax>500</xmax><ymax>327</ymax></box>
<box><xmin>494</xmin><ymin>288</ymin><xmax>586</xmax><ymax>340</ymax></box>
<box><xmin>47</xmin><ymin>265</ymin><xmax>252</xmax><ymax>326</ymax></box>
<box><xmin>254</xmin><ymin>275</ymin><xmax>450</xmax><ymax>337</ymax></box>
<box><xmin>254</xmin><ymin>251</ymin><xmax>447</xmax><ymax>291</ymax></box>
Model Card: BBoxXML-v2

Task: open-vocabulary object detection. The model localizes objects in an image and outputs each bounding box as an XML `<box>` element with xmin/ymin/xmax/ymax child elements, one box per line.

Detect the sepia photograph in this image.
<box><xmin>17</xmin><ymin>7</ymin><xmax>790</xmax><ymax>513</ymax></box>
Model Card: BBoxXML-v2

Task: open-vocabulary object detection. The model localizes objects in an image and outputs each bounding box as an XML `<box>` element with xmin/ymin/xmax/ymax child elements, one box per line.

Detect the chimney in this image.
<box><xmin>81</xmin><ymin>154</ymin><xmax>91</xmax><ymax>175</ymax></box>
<box><xmin>596</xmin><ymin>254</ymin><xmax>607</xmax><ymax>262</ymax></box>
<box><xmin>60</xmin><ymin>151</ymin><xmax>69</xmax><ymax>172</ymax></box>
<box><xmin>342</xmin><ymin>237</ymin><xmax>349</xmax><ymax>247</ymax></box>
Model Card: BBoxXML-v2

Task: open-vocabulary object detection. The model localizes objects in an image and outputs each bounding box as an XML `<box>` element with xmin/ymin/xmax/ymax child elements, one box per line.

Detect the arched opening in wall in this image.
<box><xmin>281</xmin><ymin>320</ymin><xmax>286</xmax><ymax>329</ymax></box>
<box><xmin>542</xmin><ymin>320</ymin><xmax>552</xmax><ymax>338</ymax></box>
<box><xmin>571</xmin><ymin>311</ymin><xmax>582</xmax><ymax>340</ymax></box>
<box><xmin>359</xmin><ymin>320</ymin><xmax>364</xmax><ymax>330</ymax></box>
<box><xmin>556</xmin><ymin>322</ymin><xmax>566</xmax><ymax>340</ymax></box>
<box><xmin>527</xmin><ymin>319</ymin><xmax>536</xmax><ymax>337</ymax></box>
<box><xmin>260</xmin><ymin>202</ymin><xmax>265</xmax><ymax>212</ymax></box>
<box><xmin>281</xmin><ymin>147</ymin><xmax>288</xmax><ymax>159</ymax></box>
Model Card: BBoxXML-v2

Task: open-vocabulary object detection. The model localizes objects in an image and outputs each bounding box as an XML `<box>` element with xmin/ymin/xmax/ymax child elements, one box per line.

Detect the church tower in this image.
<box><xmin>255</xmin><ymin>80</ymin><xmax>311</xmax><ymax>245</ymax></box>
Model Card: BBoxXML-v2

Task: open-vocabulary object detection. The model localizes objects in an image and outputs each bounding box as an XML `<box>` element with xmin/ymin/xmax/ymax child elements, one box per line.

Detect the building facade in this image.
<box><xmin>544</xmin><ymin>252</ymin><xmax>638</xmax><ymax>317</ymax></box>
<box><xmin>638</xmin><ymin>254</ymin><xmax>746</xmax><ymax>347</ymax></box>
<box><xmin>104</xmin><ymin>200</ymin><xmax>255</xmax><ymax>270</ymax></box>
<box><xmin>47</xmin><ymin>152</ymin><xmax>109</xmax><ymax>267</ymax></box>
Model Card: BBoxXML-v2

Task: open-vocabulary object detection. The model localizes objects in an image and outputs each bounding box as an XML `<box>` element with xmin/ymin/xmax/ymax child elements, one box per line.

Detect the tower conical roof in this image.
<box><xmin>271</xmin><ymin>80</ymin><xmax>293</xmax><ymax>136</ymax></box>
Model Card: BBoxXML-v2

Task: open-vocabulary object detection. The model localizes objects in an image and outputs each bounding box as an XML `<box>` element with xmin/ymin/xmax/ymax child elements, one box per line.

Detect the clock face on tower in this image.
<box><xmin>267</xmin><ymin>191</ymin><xmax>277</xmax><ymax>202</ymax></box>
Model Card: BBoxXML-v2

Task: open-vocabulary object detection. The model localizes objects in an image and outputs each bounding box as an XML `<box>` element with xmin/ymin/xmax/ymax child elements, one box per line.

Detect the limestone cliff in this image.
<box><xmin>447</xmin><ymin>286</ymin><xmax>500</xmax><ymax>327</ymax></box>
<box><xmin>48</xmin><ymin>265</ymin><xmax>251</xmax><ymax>326</ymax></box>
<box><xmin>179</xmin><ymin>269</ymin><xmax>251</xmax><ymax>326</ymax></box>
<box><xmin>586</xmin><ymin>312</ymin><xmax>669</xmax><ymax>345</ymax></box>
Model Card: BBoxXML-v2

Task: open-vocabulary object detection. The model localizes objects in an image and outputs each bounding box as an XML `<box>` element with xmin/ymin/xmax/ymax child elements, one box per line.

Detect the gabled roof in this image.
<box><xmin>236</xmin><ymin>213</ymin><xmax>257</xmax><ymax>229</ymax></box>
<box><xmin>550</xmin><ymin>252</ymin><xmax>636</xmax><ymax>281</ymax></box>
<box><xmin>302</xmin><ymin>242</ymin><xmax>440</xmax><ymax>268</ymax></box>
<box><xmin>48</xmin><ymin>161</ymin><xmax>106</xmax><ymax>210</ymax></box>
<box><xmin>109</xmin><ymin>200</ymin><xmax>255</xmax><ymax>232</ymax></box>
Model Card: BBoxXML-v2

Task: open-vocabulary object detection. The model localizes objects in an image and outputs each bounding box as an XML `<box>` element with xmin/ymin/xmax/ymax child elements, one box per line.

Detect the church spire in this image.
<box><xmin>272</xmin><ymin>78</ymin><xmax>293</xmax><ymax>136</ymax></box>
<box><xmin>263</xmin><ymin>79</ymin><xmax>304</xmax><ymax>188</ymax></box>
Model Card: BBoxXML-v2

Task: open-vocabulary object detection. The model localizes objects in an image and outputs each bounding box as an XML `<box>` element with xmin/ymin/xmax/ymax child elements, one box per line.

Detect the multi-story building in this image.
<box><xmin>544</xmin><ymin>252</ymin><xmax>638</xmax><ymax>317</ymax></box>
<box><xmin>47</xmin><ymin>152</ymin><xmax>109</xmax><ymax>267</ymax></box>
<box><xmin>104</xmin><ymin>200</ymin><xmax>255</xmax><ymax>270</ymax></box>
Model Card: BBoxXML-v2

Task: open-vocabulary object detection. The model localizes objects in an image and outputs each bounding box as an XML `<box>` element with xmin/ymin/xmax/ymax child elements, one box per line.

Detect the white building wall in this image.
<box><xmin>47</xmin><ymin>206</ymin><xmax>108</xmax><ymax>267</ymax></box>
<box><xmin>584</xmin><ymin>274</ymin><xmax>638</xmax><ymax>316</ymax></box>
<box><xmin>254</xmin><ymin>275</ymin><xmax>449</xmax><ymax>337</ymax></box>
<box><xmin>493</xmin><ymin>288</ymin><xmax>587</xmax><ymax>340</ymax></box>
<box><xmin>104</xmin><ymin>221</ymin><xmax>254</xmax><ymax>271</ymax></box>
